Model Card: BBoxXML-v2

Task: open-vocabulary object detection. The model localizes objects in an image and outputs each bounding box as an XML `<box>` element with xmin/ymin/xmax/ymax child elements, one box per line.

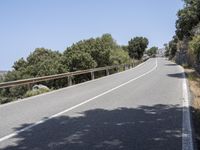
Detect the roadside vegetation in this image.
<box><xmin>165</xmin><ymin>0</ymin><xmax>200</xmax><ymax>65</ymax></box>
<box><xmin>165</xmin><ymin>0</ymin><xmax>200</xmax><ymax>147</ymax></box>
<box><xmin>0</xmin><ymin>34</ymin><xmax>149</xmax><ymax>104</ymax></box>
<box><xmin>146</xmin><ymin>46</ymin><xmax>158</xmax><ymax>57</ymax></box>
<box><xmin>25</xmin><ymin>85</ymin><xmax>52</xmax><ymax>98</ymax></box>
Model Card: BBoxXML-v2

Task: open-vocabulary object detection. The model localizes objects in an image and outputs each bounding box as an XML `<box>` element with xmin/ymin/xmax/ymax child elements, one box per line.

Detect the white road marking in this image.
<box><xmin>181</xmin><ymin>66</ymin><xmax>194</xmax><ymax>150</ymax></box>
<box><xmin>0</xmin><ymin>59</ymin><xmax>157</xmax><ymax>143</ymax></box>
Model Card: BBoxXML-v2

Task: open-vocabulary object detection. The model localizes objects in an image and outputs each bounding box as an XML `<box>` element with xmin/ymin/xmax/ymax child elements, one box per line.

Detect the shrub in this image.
<box><xmin>25</xmin><ymin>87</ymin><xmax>51</xmax><ymax>97</ymax></box>
<box><xmin>189</xmin><ymin>35</ymin><xmax>200</xmax><ymax>63</ymax></box>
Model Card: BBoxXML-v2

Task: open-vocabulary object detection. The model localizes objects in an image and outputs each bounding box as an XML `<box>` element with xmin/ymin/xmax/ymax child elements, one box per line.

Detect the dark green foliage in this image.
<box><xmin>26</xmin><ymin>48</ymin><xmax>67</xmax><ymax>77</ymax></box>
<box><xmin>189</xmin><ymin>35</ymin><xmax>200</xmax><ymax>62</ymax></box>
<box><xmin>128</xmin><ymin>37</ymin><xmax>149</xmax><ymax>60</ymax></box>
<box><xmin>2</xmin><ymin>48</ymin><xmax>67</xmax><ymax>99</ymax></box>
<box><xmin>164</xmin><ymin>36</ymin><xmax>178</xmax><ymax>59</ymax></box>
<box><xmin>146</xmin><ymin>47</ymin><xmax>158</xmax><ymax>56</ymax></box>
<box><xmin>0</xmin><ymin>76</ymin><xmax>3</xmax><ymax>83</ymax></box>
<box><xmin>169</xmin><ymin>42</ymin><xmax>178</xmax><ymax>58</ymax></box>
<box><xmin>164</xmin><ymin>43</ymin><xmax>170</xmax><ymax>57</ymax></box>
<box><xmin>62</xmin><ymin>51</ymin><xmax>97</xmax><ymax>72</ymax></box>
<box><xmin>176</xmin><ymin>0</ymin><xmax>200</xmax><ymax>40</ymax></box>
<box><xmin>121</xmin><ymin>45</ymin><xmax>128</xmax><ymax>52</ymax></box>
<box><xmin>63</xmin><ymin>34</ymin><xmax>123</xmax><ymax>67</ymax></box>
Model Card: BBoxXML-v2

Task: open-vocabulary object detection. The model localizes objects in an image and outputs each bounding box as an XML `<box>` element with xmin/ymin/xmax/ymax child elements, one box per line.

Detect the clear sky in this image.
<box><xmin>0</xmin><ymin>0</ymin><xmax>183</xmax><ymax>70</ymax></box>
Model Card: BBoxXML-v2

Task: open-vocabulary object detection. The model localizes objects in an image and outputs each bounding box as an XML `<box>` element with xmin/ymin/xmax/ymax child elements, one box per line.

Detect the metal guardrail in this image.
<box><xmin>0</xmin><ymin>60</ymin><xmax>144</xmax><ymax>89</ymax></box>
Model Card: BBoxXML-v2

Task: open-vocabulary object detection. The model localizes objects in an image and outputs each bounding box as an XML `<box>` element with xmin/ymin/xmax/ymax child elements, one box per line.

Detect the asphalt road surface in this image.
<box><xmin>0</xmin><ymin>58</ymin><xmax>189</xmax><ymax>150</ymax></box>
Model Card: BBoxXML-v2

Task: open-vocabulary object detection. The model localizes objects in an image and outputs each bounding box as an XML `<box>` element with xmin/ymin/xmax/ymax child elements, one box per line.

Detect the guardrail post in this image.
<box><xmin>106</xmin><ymin>69</ymin><xmax>109</xmax><ymax>76</ymax></box>
<box><xmin>68</xmin><ymin>76</ymin><xmax>72</xmax><ymax>86</ymax></box>
<box><xmin>91</xmin><ymin>71</ymin><xmax>95</xmax><ymax>80</ymax></box>
<box><xmin>116</xmin><ymin>67</ymin><xmax>119</xmax><ymax>73</ymax></box>
<box><xmin>124</xmin><ymin>64</ymin><xmax>126</xmax><ymax>71</ymax></box>
<box><xmin>27</xmin><ymin>83</ymin><xmax>32</xmax><ymax>91</ymax></box>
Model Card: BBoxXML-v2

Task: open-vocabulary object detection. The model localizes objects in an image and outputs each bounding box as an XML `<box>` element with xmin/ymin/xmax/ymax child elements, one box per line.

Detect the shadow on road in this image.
<box><xmin>165</xmin><ymin>64</ymin><xmax>178</xmax><ymax>66</ymax></box>
<box><xmin>167</xmin><ymin>73</ymin><xmax>184</xmax><ymax>79</ymax></box>
<box><xmin>2</xmin><ymin>104</ymin><xmax>182</xmax><ymax>150</ymax></box>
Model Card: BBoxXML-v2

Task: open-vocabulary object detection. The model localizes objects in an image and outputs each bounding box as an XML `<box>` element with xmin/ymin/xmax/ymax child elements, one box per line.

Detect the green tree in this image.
<box><xmin>146</xmin><ymin>47</ymin><xmax>158</xmax><ymax>56</ymax></box>
<box><xmin>2</xmin><ymin>48</ymin><xmax>67</xmax><ymax>99</ymax></box>
<box><xmin>121</xmin><ymin>45</ymin><xmax>128</xmax><ymax>52</ymax></box>
<box><xmin>164</xmin><ymin>43</ymin><xmax>170</xmax><ymax>57</ymax></box>
<box><xmin>164</xmin><ymin>36</ymin><xmax>178</xmax><ymax>59</ymax></box>
<box><xmin>62</xmin><ymin>50</ymin><xmax>97</xmax><ymax>72</ymax></box>
<box><xmin>110</xmin><ymin>48</ymin><xmax>131</xmax><ymax>65</ymax></box>
<box><xmin>63</xmin><ymin>33</ymin><xmax>128</xmax><ymax>67</ymax></box>
<box><xmin>176</xmin><ymin>0</ymin><xmax>200</xmax><ymax>40</ymax></box>
<box><xmin>128</xmin><ymin>37</ymin><xmax>149</xmax><ymax>59</ymax></box>
<box><xmin>189</xmin><ymin>35</ymin><xmax>200</xmax><ymax>62</ymax></box>
<box><xmin>26</xmin><ymin>48</ymin><xmax>66</xmax><ymax>77</ymax></box>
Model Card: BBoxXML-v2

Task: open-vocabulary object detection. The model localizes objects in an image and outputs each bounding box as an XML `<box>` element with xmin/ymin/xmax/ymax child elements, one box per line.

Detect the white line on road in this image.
<box><xmin>181</xmin><ymin>66</ymin><xmax>194</xmax><ymax>150</ymax></box>
<box><xmin>0</xmin><ymin>58</ymin><xmax>157</xmax><ymax>143</ymax></box>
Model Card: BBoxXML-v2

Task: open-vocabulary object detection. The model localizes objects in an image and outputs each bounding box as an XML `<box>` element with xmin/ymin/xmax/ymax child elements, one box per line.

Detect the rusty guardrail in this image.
<box><xmin>0</xmin><ymin>60</ymin><xmax>145</xmax><ymax>89</ymax></box>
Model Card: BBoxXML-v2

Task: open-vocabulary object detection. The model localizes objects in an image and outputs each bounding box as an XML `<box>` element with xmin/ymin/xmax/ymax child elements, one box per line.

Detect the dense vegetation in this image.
<box><xmin>0</xmin><ymin>34</ymin><xmax>149</xmax><ymax>104</ymax></box>
<box><xmin>165</xmin><ymin>0</ymin><xmax>200</xmax><ymax>64</ymax></box>
<box><xmin>128</xmin><ymin>37</ymin><xmax>149</xmax><ymax>60</ymax></box>
<box><xmin>146</xmin><ymin>47</ymin><xmax>158</xmax><ymax>57</ymax></box>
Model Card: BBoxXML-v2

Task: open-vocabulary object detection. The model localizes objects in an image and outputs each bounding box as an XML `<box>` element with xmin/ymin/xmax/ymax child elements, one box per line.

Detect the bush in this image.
<box><xmin>0</xmin><ymin>97</ymin><xmax>13</xmax><ymax>104</ymax></box>
<box><xmin>189</xmin><ymin>35</ymin><xmax>200</xmax><ymax>63</ymax></box>
<box><xmin>25</xmin><ymin>87</ymin><xmax>51</xmax><ymax>97</ymax></box>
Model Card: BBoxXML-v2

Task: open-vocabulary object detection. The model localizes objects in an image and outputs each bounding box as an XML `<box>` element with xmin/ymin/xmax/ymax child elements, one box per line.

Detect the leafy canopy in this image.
<box><xmin>128</xmin><ymin>37</ymin><xmax>149</xmax><ymax>59</ymax></box>
<box><xmin>146</xmin><ymin>47</ymin><xmax>158</xmax><ymax>56</ymax></box>
<box><xmin>176</xmin><ymin>0</ymin><xmax>200</xmax><ymax>40</ymax></box>
<box><xmin>189</xmin><ymin>35</ymin><xmax>200</xmax><ymax>62</ymax></box>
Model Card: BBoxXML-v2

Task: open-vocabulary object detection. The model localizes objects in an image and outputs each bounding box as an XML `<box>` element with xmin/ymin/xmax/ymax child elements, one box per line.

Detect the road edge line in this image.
<box><xmin>181</xmin><ymin>66</ymin><xmax>194</xmax><ymax>150</ymax></box>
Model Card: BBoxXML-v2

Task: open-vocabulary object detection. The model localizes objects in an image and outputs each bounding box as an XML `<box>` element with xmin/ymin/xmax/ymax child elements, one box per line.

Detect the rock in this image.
<box><xmin>32</xmin><ymin>84</ymin><xmax>49</xmax><ymax>91</ymax></box>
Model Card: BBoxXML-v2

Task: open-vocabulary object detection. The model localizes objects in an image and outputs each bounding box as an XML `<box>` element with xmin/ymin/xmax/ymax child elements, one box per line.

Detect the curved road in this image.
<box><xmin>0</xmin><ymin>58</ymin><xmax>192</xmax><ymax>150</ymax></box>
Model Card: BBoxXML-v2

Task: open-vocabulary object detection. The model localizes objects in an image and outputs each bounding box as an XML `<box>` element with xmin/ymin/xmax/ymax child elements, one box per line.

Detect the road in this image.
<box><xmin>0</xmin><ymin>58</ymin><xmax>191</xmax><ymax>150</ymax></box>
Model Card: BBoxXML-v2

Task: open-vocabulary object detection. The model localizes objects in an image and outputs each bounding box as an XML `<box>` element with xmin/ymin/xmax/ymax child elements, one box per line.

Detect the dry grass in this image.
<box><xmin>185</xmin><ymin>68</ymin><xmax>200</xmax><ymax>148</ymax></box>
<box><xmin>185</xmin><ymin>69</ymin><xmax>200</xmax><ymax>109</ymax></box>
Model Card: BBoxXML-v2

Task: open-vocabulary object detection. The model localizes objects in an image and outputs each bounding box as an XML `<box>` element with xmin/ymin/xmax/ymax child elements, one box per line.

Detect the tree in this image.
<box><xmin>168</xmin><ymin>36</ymin><xmax>178</xmax><ymax>59</ymax></box>
<box><xmin>63</xmin><ymin>34</ymin><xmax>116</xmax><ymax>67</ymax></box>
<box><xmin>62</xmin><ymin>50</ymin><xmax>97</xmax><ymax>72</ymax></box>
<box><xmin>13</xmin><ymin>58</ymin><xmax>27</xmax><ymax>71</ymax></box>
<box><xmin>176</xmin><ymin>0</ymin><xmax>200</xmax><ymax>40</ymax></box>
<box><xmin>164</xmin><ymin>43</ymin><xmax>170</xmax><ymax>57</ymax></box>
<box><xmin>121</xmin><ymin>45</ymin><xmax>128</xmax><ymax>52</ymax></box>
<box><xmin>2</xmin><ymin>48</ymin><xmax>67</xmax><ymax>99</ymax></box>
<box><xmin>128</xmin><ymin>37</ymin><xmax>149</xmax><ymax>59</ymax></box>
<box><xmin>110</xmin><ymin>48</ymin><xmax>131</xmax><ymax>65</ymax></box>
<box><xmin>189</xmin><ymin>35</ymin><xmax>200</xmax><ymax>62</ymax></box>
<box><xmin>146</xmin><ymin>47</ymin><xmax>158</xmax><ymax>56</ymax></box>
<box><xmin>26</xmin><ymin>48</ymin><xmax>66</xmax><ymax>77</ymax></box>
<box><xmin>164</xmin><ymin>36</ymin><xmax>178</xmax><ymax>59</ymax></box>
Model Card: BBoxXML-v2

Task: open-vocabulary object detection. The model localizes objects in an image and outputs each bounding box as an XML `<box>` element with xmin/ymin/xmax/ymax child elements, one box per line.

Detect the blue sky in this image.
<box><xmin>0</xmin><ymin>0</ymin><xmax>183</xmax><ymax>70</ymax></box>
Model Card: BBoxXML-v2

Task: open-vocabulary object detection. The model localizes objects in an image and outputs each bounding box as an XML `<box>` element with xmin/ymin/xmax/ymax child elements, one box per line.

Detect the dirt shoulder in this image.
<box><xmin>184</xmin><ymin>68</ymin><xmax>200</xmax><ymax>149</ymax></box>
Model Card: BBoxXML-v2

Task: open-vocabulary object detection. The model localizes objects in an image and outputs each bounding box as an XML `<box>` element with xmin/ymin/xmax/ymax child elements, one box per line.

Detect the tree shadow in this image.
<box><xmin>165</xmin><ymin>64</ymin><xmax>178</xmax><ymax>66</ymax></box>
<box><xmin>167</xmin><ymin>73</ymin><xmax>184</xmax><ymax>79</ymax></box>
<box><xmin>1</xmin><ymin>104</ymin><xmax>182</xmax><ymax>150</ymax></box>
